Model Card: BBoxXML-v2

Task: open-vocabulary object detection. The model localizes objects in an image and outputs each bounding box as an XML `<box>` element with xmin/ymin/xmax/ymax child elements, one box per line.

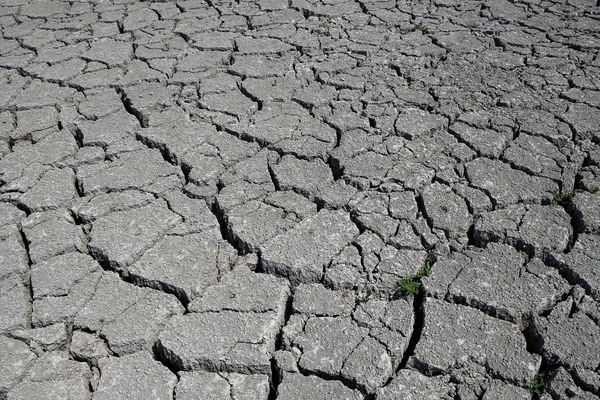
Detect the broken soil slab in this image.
<box><xmin>260</xmin><ymin>209</ymin><xmax>359</xmax><ymax>285</ymax></box>
<box><xmin>409</xmin><ymin>298</ymin><xmax>540</xmax><ymax>386</ymax></box>
<box><xmin>157</xmin><ymin>267</ymin><xmax>290</xmax><ymax>374</ymax></box>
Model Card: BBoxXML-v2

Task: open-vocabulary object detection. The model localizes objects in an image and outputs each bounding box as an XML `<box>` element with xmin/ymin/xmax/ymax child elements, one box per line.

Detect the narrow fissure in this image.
<box><xmin>397</xmin><ymin>290</ymin><xmax>425</xmax><ymax>371</ymax></box>
<box><xmin>267</xmin><ymin>293</ymin><xmax>293</xmax><ymax>400</ymax></box>
<box><xmin>17</xmin><ymin>228</ymin><xmax>34</xmax><ymax>329</ymax></box>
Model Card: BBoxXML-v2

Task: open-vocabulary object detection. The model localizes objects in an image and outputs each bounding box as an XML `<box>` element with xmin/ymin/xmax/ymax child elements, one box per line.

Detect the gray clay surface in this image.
<box><xmin>0</xmin><ymin>0</ymin><xmax>598</xmax><ymax>399</ymax></box>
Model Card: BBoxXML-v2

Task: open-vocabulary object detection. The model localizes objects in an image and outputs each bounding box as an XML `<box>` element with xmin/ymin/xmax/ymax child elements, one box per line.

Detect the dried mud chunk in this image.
<box><xmin>549</xmin><ymin>234</ymin><xmax>600</xmax><ymax>300</ymax></box>
<box><xmin>74</xmin><ymin>273</ymin><xmax>184</xmax><ymax>355</ymax></box>
<box><xmin>159</xmin><ymin>268</ymin><xmax>289</xmax><ymax>373</ymax></box>
<box><xmin>410</xmin><ymin>298</ymin><xmax>540</xmax><ymax>385</ymax></box>
<box><xmin>7</xmin><ymin>352</ymin><xmax>92</xmax><ymax>400</ymax></box>
<box><xmin>129</xmin><ymin>229</ymin><xmax>230</xmax><ymax>303</ymax></box>
<box><xmin>571</xmin><ymin>191</ymin><xmax>600</xmax><ymax>234</ymax></box>
<box><xmin>77</xmin><ymin>149</ymin><xmax>183</xmax><ymax>195</ymax></box>
<box><xmin>276</xmin><ymin>373</ymin><xmax>363</xmax><ymax>400</ymax></box>
<box><xmin>87</xmin><ymin>199</ymin><xmax>182</xmax><ymax>269</ymax></box>
<box><xmin>425</xmin><ymin>244</ymin><xmax>568</xmax><ymax>324</ymax></box>
<box><xmin>260</xmin><ymin>209</ymin><xmax>359</xmax><ymax>285</ymax></box>
<box><xmin>0</xmin><ymin>336</ymin><xmax>36</xmax><ymax>395</ymax></box>
<box><xmin>94</xmin><ymin>351</ymin><xmax>176</xmax><ymax>400</ymax></box>
<box><xmin>176</xmin><ymin>371</ymin><xmax>269</xmax><ymax>400</ymax></box>
<box><xmin>421</xmin><ymin>182</ymin><xmax>471</xmax><ymax>239</ymax></box>
<box><xmin>535</xmin><ymin>299</ymin><xmax>600</xmax><ymax>370</ymax></box>
<box><xmin>465</xmin><ymin>158</ymin><xmax>558</xmax><ymax>207</ymax></box>
<box><xmin>376</xmin><ymin>370</ymin><xmax>455</xmax><ymax>400</ymax></box>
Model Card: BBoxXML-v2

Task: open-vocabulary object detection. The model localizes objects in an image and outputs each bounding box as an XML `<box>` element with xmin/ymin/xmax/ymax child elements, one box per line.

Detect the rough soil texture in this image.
<box><xmin>0</xmin><ymin>0</ymin><xmax>599</xmax><ymax>399</ymax></box>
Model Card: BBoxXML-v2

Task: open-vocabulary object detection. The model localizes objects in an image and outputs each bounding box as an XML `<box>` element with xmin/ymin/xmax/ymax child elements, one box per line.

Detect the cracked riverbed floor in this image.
<box><xmin>0</xmin><ymin>0</ymin><xmax>599</xmax><ymax>399</ymax></box>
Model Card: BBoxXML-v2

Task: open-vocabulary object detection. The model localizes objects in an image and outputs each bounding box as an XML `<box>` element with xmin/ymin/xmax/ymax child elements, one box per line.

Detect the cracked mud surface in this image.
<box><xmin>0</xmin><ymin>0</ymin><xmax>599</xmax><ymax>399</ymax></box>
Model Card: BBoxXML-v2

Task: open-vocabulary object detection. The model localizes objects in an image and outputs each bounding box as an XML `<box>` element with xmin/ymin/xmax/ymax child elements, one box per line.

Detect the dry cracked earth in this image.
<box><xmin>0</xmin><ymin>0</ymin><xmax>599</xmax><ymax>399</ymax></box>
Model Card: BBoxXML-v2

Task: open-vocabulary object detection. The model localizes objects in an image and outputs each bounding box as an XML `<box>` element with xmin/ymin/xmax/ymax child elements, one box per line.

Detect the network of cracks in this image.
<box><xmin>0</xmin><ymin>0</ymin><xmax>599</xmax><ymax>399</ymax></box>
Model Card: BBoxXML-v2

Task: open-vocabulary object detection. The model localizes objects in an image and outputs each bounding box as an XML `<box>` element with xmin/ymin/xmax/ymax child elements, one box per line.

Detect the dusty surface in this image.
<box><xmin>0</xmin><ymin>0</ymin><xmax>599</xmax><ymax>399</ymax></box>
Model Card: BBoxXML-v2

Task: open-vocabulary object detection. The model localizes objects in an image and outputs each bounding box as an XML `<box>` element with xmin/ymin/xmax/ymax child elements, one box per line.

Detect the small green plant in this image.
<box><xmin>420</xmin><ymin>252</ymin><xmax>435</xmax><ymax>276</ymax></box>
<box><xmin>530</xmin><ymin>372</ymin><xmax>550</xmax><ymax>396</ymax></box>
<box><xmin>552</xmin><ymin>190</ymin><xmax>573</xmax><ymax>206</ymax></box>
<box><xmin>397</xmin><ymin>255</ymin><xmax>434</xmax><ymax>297</ymax></box>
<box><xmin>553</xmin><ymin>187</ymin><xmax>599</xmax><ymax>205</ymax></box>
<box><xmin>551</xmin><ymin>190</ymin><xmax>563</xmax><ymax>205</ymax></box>
<box><xmin>440</xmin><ymin>205</ymin><xmax>449</xmax><ymax>213</ymax></box>
<box><xmin>418</xmin><ymin>261</ymin><xmax>432</xmax><ymax>279</ymax></box>
<box><xmin>319</xmin><ymin>20</ymin><xmax>329</xmax><ymax>28</ymax></box>
<box><xmin>418</xmin><ymin>23</ymin><xmax>429</xmax><ymax>34</ymax></box>
<box><xmin>397</xmin><ymin>276</ymin><xmax>421</xmax><ymax>297</ymax></box>
<box><xmin>363</xmin><ymin>289</ymin><xmax>373</xmax><ymax>301</ymax></box>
